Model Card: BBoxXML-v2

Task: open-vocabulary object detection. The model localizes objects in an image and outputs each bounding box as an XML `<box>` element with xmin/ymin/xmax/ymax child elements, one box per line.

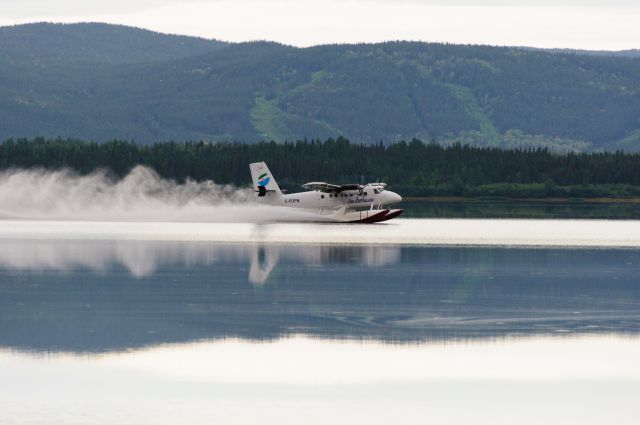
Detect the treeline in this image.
<box><xmin>2</xmin><ymin>137</ymin><xmax>640</xmax><ymax>198</ymax></box>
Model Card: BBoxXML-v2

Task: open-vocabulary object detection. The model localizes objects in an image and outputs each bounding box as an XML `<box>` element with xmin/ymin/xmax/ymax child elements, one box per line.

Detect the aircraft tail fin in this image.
<box><xmin>250</xmin><ymin>162</ymin><xmax>282</xmax><ymax>197</ymax></box>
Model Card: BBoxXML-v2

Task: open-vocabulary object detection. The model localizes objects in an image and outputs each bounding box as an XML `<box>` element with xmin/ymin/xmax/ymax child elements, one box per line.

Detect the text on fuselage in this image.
<box><xmin>347</xmin><ymin>198</ymin><xmax>374</xmax><ymax>204</ymax></box>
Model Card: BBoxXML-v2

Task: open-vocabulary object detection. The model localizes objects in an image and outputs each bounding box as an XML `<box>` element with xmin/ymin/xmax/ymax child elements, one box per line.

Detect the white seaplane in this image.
<box><xmin>250</xmin><ymin>162</ymin><xmax>403</xmax><ymax>223</ymax></box>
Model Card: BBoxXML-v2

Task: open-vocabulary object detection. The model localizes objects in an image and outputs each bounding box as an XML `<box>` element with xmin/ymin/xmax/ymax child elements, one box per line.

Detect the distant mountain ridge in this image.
<box><xmin>521</xmin><ymin>46</ymin><xmax>640</xmax><ymax>58</ymax></box>
<box><xmin>1</xmin><ymin>22</ymin><xmax>639</xmax><ymax>151</ymax></box>
<box><xmin>0</xmin><ymin>22</ymin><xmax>225</xmax><ymax>64</ymax></box>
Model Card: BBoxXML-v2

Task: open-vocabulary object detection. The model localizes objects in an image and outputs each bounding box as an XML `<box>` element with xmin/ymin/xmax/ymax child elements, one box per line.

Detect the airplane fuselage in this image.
<box><xmin>274</xmin><ymin>186</ymin><xmax>401</xmax><ymax>211</ymax></box>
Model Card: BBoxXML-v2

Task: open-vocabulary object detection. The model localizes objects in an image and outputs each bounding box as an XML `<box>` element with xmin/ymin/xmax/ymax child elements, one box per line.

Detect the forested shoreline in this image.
<box><xmin>2</xmin><ymin>137</ymin><xmax>640</xmax><ymax>199</ymax></box>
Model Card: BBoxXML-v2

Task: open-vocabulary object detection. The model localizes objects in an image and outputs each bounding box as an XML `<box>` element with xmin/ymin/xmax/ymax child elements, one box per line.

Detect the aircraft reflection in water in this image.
<box><xmin>0</xmin><ymin>239</ymin><xmax>399</xmax><ymax>283</ymax></box>
<box><xmin>1</xmin><ymin>239</ymin><xmax>640</xmax><ymax>353</ymax></box>
<box><xmin>250</xmin><ymin>162</ymin><xmax>403</xmax><ymax>222</ymax></box>
<box><xmin>249</xmin><ymin>243</ymin><xmax>399</xmax><ymax>285</ymax></box>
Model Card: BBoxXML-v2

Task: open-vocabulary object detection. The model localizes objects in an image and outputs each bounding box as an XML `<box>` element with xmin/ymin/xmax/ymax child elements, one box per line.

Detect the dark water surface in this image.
<box><xmin>403</xmin><ymin>198</ymin><xmax>640</xmax><ymax>219</ymax></box>
<box><xmin>1</xmin><ymin>239</ymin><xmax>639</xmax><ymax>424</ymax></box>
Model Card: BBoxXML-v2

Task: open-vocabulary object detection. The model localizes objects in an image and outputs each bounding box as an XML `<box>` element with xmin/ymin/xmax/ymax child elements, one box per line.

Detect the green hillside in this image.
<box><xmin>0</xmin><ymin>22</ymin><xmax>225</xmax><ymax>64</ymax></box>
<box><xmin>1</xmin><ymin>23</ymin><xmax>639</xmax><ymax>150</ymax></box>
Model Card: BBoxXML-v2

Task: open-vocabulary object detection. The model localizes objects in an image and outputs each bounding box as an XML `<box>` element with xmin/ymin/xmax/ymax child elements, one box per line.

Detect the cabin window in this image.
<box><xmin>374</xmin><ymin>189</ymin><xmax>379</xmax><ymax>194</ymax></box>
<box><xmin>363</xmin><ymin>192</ymin><xmax>367</xmax><ymax>196</ymax></box>
<box><xmin>349</xmin><ymin>194</ymin><xmax>353</xmax><ymax>197</ymax></box>
<box><xmin>321</xmin><ymin>195</ymin><xmax>325</xmax><ymax>199</ymax></box>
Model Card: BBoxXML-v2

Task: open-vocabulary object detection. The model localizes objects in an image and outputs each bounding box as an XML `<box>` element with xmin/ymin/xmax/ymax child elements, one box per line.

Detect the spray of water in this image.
<box><xmin>0</xmin><ymin>166</ymin><xmax>316</xmax><ymax>222</ymax></box>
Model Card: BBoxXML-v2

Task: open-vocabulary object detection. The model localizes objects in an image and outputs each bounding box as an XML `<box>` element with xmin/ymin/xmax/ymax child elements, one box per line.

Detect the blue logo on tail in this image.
<box><xmin>257</xmin><ymin>172</ymin><xmax>270</xmax><ymax>187</ymax></box>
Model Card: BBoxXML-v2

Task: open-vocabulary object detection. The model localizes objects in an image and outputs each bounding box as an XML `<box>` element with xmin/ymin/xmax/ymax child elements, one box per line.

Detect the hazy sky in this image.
<box><xmin>0</xmin><ymin>0</ymin><xmax>638</xmax><ymax>50</ymax></box>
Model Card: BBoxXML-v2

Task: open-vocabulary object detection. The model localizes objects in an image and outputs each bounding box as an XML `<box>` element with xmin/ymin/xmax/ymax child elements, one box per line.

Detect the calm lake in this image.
<box><xmin>402</xmin><ymin>198</ymin><xmax>640</xmax><ymax>220</ymax></box>
<box><xmin>1</xmin><ymin>219</ymin><xmax>639</xmax><ymax>424</ymax></box>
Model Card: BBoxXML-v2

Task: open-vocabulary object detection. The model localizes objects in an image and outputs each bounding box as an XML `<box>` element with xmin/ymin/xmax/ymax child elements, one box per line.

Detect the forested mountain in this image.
<box><xmin>1</xmin><ymin>22</ymin><xmax>639</xmax><ymax>150</ymax></box>
<box><xmin>0</xmin><ymin>22</ymin><xmax>225</xmax><ymax>64</ymax></box>
<box><xmin>531</xmin><ymin>47</ymin><xmax>640</xmax><ymax>59</ymax></box>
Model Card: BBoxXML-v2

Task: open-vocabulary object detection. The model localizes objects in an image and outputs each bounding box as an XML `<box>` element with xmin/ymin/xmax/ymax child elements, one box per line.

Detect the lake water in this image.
<box><xmin>1</xmin><ymin>219</ymin><xmax>639</xmax><ymax>424</ymax></box>
<box><xmin>402</xmin><ymin>198</ymin><xmax>640</xmax><ymax>220</ymax></box>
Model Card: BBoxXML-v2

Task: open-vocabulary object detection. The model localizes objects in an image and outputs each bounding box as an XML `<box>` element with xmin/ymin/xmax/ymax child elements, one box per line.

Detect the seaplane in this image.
<box><xmin>250</xmin><ymin>162</ymin><xmax>403</xmax><ymax>223</ymax></box>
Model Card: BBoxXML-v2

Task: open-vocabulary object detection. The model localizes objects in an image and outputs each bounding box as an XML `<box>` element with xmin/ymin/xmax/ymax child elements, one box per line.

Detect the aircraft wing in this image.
<box><xmin>302</xmin><ymin>182</ymin><xmax>343</xmax><ymax>192</ymax></box>
<box><xmin>302</xmin><ymin>182</ymin><xmax>364</xmax><ymax>192</ymax></box>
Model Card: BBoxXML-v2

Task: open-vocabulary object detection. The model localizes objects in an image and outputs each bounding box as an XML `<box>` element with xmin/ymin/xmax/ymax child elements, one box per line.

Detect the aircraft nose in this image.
<box><xmin>386</xmin><ymin>191</ymin><xmax>402</xmax><ymax>205</ymax></box>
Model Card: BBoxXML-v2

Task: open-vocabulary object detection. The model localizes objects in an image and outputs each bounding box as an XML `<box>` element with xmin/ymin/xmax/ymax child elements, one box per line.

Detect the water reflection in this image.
<box><xmin>0</xmin><ymin>239</ymin><xmax>639</xmax><ymax>352</ymax></box>
<box><xmin>0</xmin><ymin>239</ymin><xmax>400</xmax><ymax>282</ymax></box>
<box><xmin>2</xmin><ymin>336</ymin><xmax>639</xmax><ymax>425</ymax></box>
